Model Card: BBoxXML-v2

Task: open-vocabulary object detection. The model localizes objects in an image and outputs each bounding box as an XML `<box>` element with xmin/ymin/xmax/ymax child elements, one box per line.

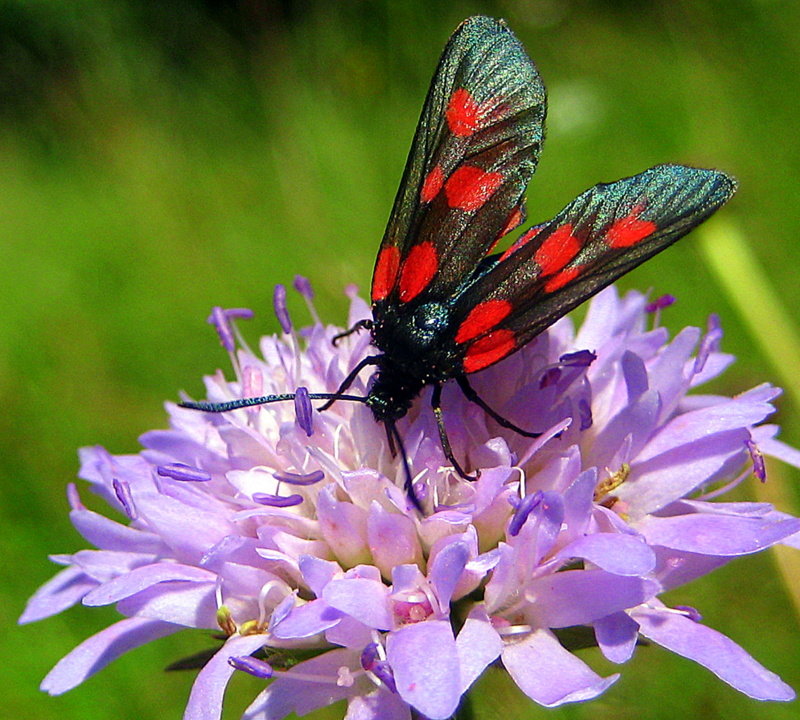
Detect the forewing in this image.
<box><xmin>371</xmin><ymin>16</ymin><xmax>546</xmax><ymax>309</ymax></box>
<box><xmin>448</xmin><ymin>165</ymin><xmax>737</xmax><ymax>373</ymax></box>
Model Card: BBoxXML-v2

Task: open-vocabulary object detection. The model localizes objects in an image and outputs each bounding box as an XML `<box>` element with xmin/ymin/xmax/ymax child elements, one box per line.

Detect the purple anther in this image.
<box><xmin>360</xmin><ymin>643</ymin><xmax>397</xmax><ymax>693</ymax></box>
<box><xmin>252</xmin><ymin>492</ymin><xmax>304</xmax><ymax>508</ymax></box>
<box><xmin>559</xmin><ymin>349</ymin><xmax>597</xmax><ymax>368</ymax></box>
<box><xmin>294</xmin><ymin>386</ymin><xmax>314</xmax><ymax>437</ymax></box>
<box><xmin>228</xmin><ymin>655</ymin><xmax>274</xmax><ymax>679</ymax></box>
<box><xmin>156</xmin><ymin>463</ymin><xmax>212</xmax><ymax>483</ymax></box>
<box><xmin>694</xmin><ymin>315</ymin><xmax>724</xmax><ymax>375</ymax></box>
<box><xmin>746</xmin><ymin>439</ymin><xmax>767</xmax><ymax>482</ymax></box>
<box><xmin>273</xmin><ymin>284</ymin><xmax>292</xmax><ymax>334</ymax></box>
<box><xmin>539</xmin><ymin>367</ymin><xmax>562</xmax><ymax>388</ymax></box>
<box><xmin>208</xmin><ymin>306</ymin><xmax>235</xmax><ymax>351</ymax></box>
<box><xmin>508</xmin><ymin>490</ymin><xmax>543</xmax><ymax>536</ymax></box>
<box><xmin>674</xmin><ymin>605</ymin><xmax>703</xmax><ymax>623</ymax></box>
<box><xmin>645</xmin><ymin>294</ymin><xmax>676</xmax><ymax>313</ymax></box>
<box><xmin>577</xmin><ymin>397</ymin><xmax>594</xmax><ymax>430</ymax></box>
<box><xmin>293</xmin><ymin>275</ymin><xmax>314</xmax><ymax>299</ymax></box>
<box><xmin>207</xmin><ymin>307</ymin><xmax>254</xmax><ymax>351</ymax></box>
<box><xmin>112</xmin><ymin>478</ymin><xmax>136</xmax><ymax>519</ymax></box>
<box><xmin>225</xmin><ymin>308</ymin><xmax>255</xmax><ymax>320</ymax></box>
<box><xmin>273</xmin><ymin>469</ymin><xmax>325</xmax><ymax>486</ymax></box>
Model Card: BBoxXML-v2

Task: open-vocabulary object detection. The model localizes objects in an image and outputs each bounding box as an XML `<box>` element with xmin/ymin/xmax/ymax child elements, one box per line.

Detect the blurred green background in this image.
<box><xmin>2</xmin><ymin>1</ymin><xmax>799</xmax><ymax>718</ymax></box>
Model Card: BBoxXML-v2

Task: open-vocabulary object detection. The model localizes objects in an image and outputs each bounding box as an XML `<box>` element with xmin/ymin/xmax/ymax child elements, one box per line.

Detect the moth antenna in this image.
<box><xmin>179</xmin><ymin>392</ymin><xmax>368</xmax><ymax>414</ymax></box>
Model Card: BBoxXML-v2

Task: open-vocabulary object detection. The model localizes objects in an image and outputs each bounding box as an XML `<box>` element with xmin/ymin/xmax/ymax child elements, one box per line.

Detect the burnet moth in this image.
<box><xmin>181</xmin><ymin>16</ymin><xmax>736</xmax><ymax>506</ymax></box>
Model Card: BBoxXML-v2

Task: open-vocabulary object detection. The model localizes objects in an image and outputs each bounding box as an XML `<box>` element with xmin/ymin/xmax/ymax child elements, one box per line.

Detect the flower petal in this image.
<box><xmin>555</xmin><ymin>532</ymin><xmax>655</xmax><ymax>576</ymax></box>
<box><xmin>637</xmin><ymin>512</ymin><xmax>800</xmax><ymax>555</ymax></box>
<box><xmin>19</xmin><ymin>566</ymin><xmax>96</xmax><ymax>623</ymax></box>
<box><xmin>526</xmin><ymin>570</ymin><xmax>659</xmax><ymax>628</ymax></box>
<box><xmin>502</xmin><ymin>628</ymin><xmax>618</xmax><ymax>706</ymax></box>
<box><xmin>387</xmin><ymin>620</ymin><xmax>461</xmax><ymax>720</ymax></box>
<box><xmin>633</xmin><ymin>605</ymin><xmax>795</xmax><ymax>701</ymax></box>
<box><xmin>456</xmin><ymin>605</ymin><xmax>502</xmax><ymax>692</ymax></box>
<box><xmin>594</xmin><ymin>611</ymin><xmax>639</xmax><ymax>663</ymax></box>
<box><xmin>184</xmin><ymin>634</ymin><xmax>269</xmax><ymax>720</ymax></box>
<box><xmin>41</xmin><ymin>617</ymin><xmax>180</xmax><ymax>694</ymax></box>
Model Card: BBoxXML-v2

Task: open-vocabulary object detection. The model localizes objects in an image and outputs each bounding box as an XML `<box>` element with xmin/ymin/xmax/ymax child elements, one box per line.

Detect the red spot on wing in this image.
<box><xmin>498</xmin><ymin>206</ymin><xmax>524</xmax><ymax>240</ymax></box>
<box><xmin>499</xmin><ymin>225</ymin><xmax>542</xmax><ymax>262</ymax></box>
<box><xmin>446</xmin><ymin>88</ymin><xmax>480</xmax><ymax>137</ymax></box>
<box><xmin>606</xmin><ymin>212</ymin><xmax>657</xmax><ymax>248</ymax></box>
<box><xmin>543</xmin><ymin>265</ymin><xmax>582</xmax><ymax>293</ymax></box>
<box><xmin>445</xmin><ymin>166</ymin><xmax>504</xmax><ymax>212</ymax></box>
<box><xmin>535</xmin><ymin>224</ymin><xmax>581</xmax><ymax>276</ymax></box>
<box><xmin>372</xmin><ymin>245</ymin><xmax>401</xmax><ymax>302</ymax></box>
<box><xmin>463</xmin><ymin>330</ymin><xmax>517</xmax><ymax>373</ymax></box>
<box><xmin>455</xmin><ymin>299</ymin><xmax>513</xmax><ymax>344</ymax></box>
<box><xmin>421</xmin><ymin>165</ymin><xmax>444</xmax><ymax>203</ymax></box>
<box><xmin>399</xmin><ymin>242</ymin><xmax>438</xmax><ymax>303</ymax></box>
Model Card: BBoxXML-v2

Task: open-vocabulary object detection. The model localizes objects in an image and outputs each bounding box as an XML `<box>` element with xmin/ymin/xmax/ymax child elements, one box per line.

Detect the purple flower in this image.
<box><xmin>21</xmin><ymin>284</ymin><xmax>800</xmax><ymax>719</ymax></box>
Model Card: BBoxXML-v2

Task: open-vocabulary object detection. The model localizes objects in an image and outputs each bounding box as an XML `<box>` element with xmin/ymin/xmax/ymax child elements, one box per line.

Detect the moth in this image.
<box><xmin>182</xmin><ymin>16</ymin><xmax>736</xmax><ymax>503</ymax></box>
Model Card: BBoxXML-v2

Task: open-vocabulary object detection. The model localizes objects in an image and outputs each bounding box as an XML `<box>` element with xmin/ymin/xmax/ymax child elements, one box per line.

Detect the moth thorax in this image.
<box><xmin>408</xmin><ymin>302</ymin><xmax>450</xmax><ymax>348</ymax></box>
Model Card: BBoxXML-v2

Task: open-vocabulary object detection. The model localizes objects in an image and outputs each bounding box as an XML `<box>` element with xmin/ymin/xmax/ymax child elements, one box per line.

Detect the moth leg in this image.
<box><xmin>332</xmin><ymin>319</ymin><xmax>374</xmax><ymax>346</ymax></box>
<box><xmin>456</xmin><ymin>375</ymin><xmax>540</xmax><ymax>438</ymax></box>
<box><xmin>318</xmin><ymin>355</ymin><xmax>381</xmax><ymax>411</ymax></box>
<box><xmin>431</xmin><ymin>383</ymin><xmax>477</xmax><ymax>480</ymax></box>
<box><xmin>386</xmin><ymin>421</ymin><xmax>422</xmax><ymax>511</ymax></box>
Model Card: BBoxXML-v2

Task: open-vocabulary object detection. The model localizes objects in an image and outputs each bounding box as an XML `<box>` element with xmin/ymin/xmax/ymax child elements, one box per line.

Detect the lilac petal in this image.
<box><xmin>185</xmin><ymin>634</ymin><xmax>270</xmax><ymax>720</ymax></box>
<box><xmin>243</xmin><ymin>648</ymin><xmax>362</xmax><ymax>719</ymax></box>
<box><xmin>133</xmin><ymin>493</ymin><xmax>235</xmax><ymax>564</ymax></box>
<box><xmin>41</xmin><ymin>617</ymin><xmax>180</xmax><ymax>694</ymax></box>
<box><xmin>621</xmin><ymin>350</ymin><xmax>648</xmax><ymax>402</ymax></box>
<box><xmin>640</xmin><ymin>396</ymin><xmax>776</xmax><ymax>460</ymax></box>
<box><xmin>346</xmin><ymin>688</ymin><xmax>411</xmax><ymax>720</ymax></box>
<box><xmin>325</xmin><ymin>615</ymin><xmax>373</xmax><ymax>649</ymax></box>
<box><xmin>317</xmin><ymin>489</ymin><xmax>370</xmax><ymax>568</ymax></box>
<box><xmin>526</xmin><ymin>570</ymin><xmax>659</xmax><ymax>628</ymax></box>
<box><xmin>620</xmin><ymin>429</ymin><xmax>751</xmax><ymax>516</ymax></box>
<box><xmin>594</xmin><ymin>611</ymin><xmax>639</xmax><ymax>663</ymax></box>
<box><xmin>271</xmin><ymin>599</ymin><xmax>343</xmax><ymax>639</ymax></box>
<box><xmin>633</xmin><ymin>606</ymin><xmax>795</xmax><ymax>701</ymax></box>
<box><xmin>83</xmin><ymin>563</ymin><xmax>217</xmax><ymax>606</ymax></box>
<box><xmin>116</xmin><ymin>581</ymin><xmax>218</xmax><ymax>627</ymax></box>
<box><xmin>455</xmin><ymin>605</ymin><xmax>502</xmax><ymax>692</ymax></box>
<box><xmin>555</xmin><ymin>533</ymin><xmax>655</xmax><ymax>576</ymax></box>
<box><xmin>759</xmin><ymin>435</ymin><xmax>800</xmax><ymax>468</ymax></box>
<box><xmin>502</xmin><ymin>628</ymin><xmax>618</xmax><ymax>706</ymax></box>
<box><xmin>298</xmin><ymin>555</ymin><xmax>340</xmax><ymax>598</ymax></box>
<box><xmin>428</xmin><ymin>537</ymin><xmax>470</xmax><ymax>609</ymax></box>
<box><xmin>367</xmin><ymin>501</ymin><xmax>423</xmax><ymax>576</ymax></box>
<box><xmin>591</xmin><ymin>390</ymin><xmax>661</xmax><ymax>467</ymax></box>
<box><xmin>636</xmin><ymin>512</ymin><xmax>800</xmax><ymax>555</ymax></box>
<box><xmin>386</xmin><ymin>620</ymin><xmax>461</xmax><ymax>720</ymax></box>
<box><xmin>323</xmin><ymin>578</ymin><xmax>392</xmax><ymax>630</ymax></box>
<box><xmin>70</xmin><ymin>508</ymin><xmax>164</xmax><ymax>554</ymax></box>
<box><xmin>20</xmin><ymin>566</ymin><xmax>96</xmax><ymax>623</ymax></box>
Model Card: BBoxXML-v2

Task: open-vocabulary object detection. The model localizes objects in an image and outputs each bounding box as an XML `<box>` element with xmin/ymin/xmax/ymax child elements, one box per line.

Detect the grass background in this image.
<box><xmin>2</xmin><ymin>1</ymin><xmax>799</xmax><ymax>718</ymax></box>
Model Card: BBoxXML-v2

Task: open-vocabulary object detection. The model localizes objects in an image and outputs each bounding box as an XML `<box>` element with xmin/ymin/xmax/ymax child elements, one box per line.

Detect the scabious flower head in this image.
<box><xmin>22</xmin><ymin>283</ymin><xmax>800</xmax><ymax>719</ymax></box>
